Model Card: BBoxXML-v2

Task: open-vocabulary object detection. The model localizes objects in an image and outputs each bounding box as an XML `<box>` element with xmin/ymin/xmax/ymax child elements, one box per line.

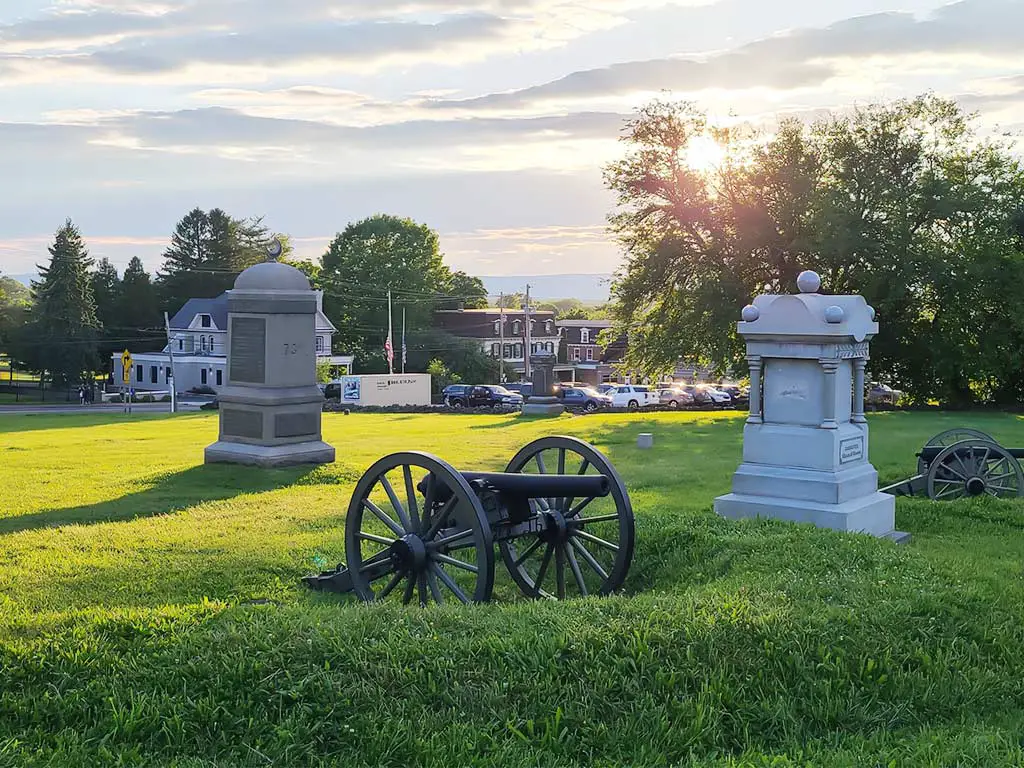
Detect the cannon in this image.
<box><xmin>880</xmin><ymin>428</ymin><xmax>1024</xmax><ymax>501</ymax></box>
<box><xmin>304</xmin><ymin>435</ymin><xmax>635</xmax><ymax>605</ymax></box>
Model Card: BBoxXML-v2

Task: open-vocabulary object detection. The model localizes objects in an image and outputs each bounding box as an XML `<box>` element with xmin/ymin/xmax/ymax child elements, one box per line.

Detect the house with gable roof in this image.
<box><xmin>111</xmin><ymin>290</ymin><xmax>351</xmax><ymax>394</ymax></box>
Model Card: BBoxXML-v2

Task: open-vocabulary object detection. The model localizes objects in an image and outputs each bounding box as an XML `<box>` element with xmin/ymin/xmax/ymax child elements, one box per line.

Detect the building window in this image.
<box><xmin>178</xmin><ymin>339</ymin><xmax>183</xmax><ymax>351</ymax></box>
<box><xmin>572</xmin><ymin>347</ymin><xmax>581</xmax><ymax>361</ymax></box>
<box><xmin>166</xmin><ymin>367</ymin><xmax>171</xmax><ymax>382</ymax></box>
<box><xmin>150</xmin><ymin>365</ymin><xmax>158</xmax><ymax>384</ymax></box>
<box><xmin>514</xmin><ymin>343</ymin><xmax>523</xmax><ymax>358</ymax></box>
<box><xmin>201</xmin><ymin>336</ymin><xmax>207</xmax><ymax>352</ymax></box>
<box><xmin>512</xmin><ymin>320</ymin><xmax>521</xmax><ymax>335</ymax></box>
<box><xmin>201</xmin><ymin>369</ymin><xmax>208</xmax><ymax>385</ymax></box>
<box><xmin>491</xmin><ymin>343</ymin><xmax>500</xmax><ymax>357</ymax></box>
<box><xmin>201</xmin><ymin>314</ymin><xmax>211</xmax><ymax>328</ymax></box>
<box><xmin>587</xmin><ymin>347</ymin><xmax>594</xmax><ymax>361</ymax></box>
<box><xmin>545</xmin><ymin>320</ymin><xmax>553</xmax><ymax>333</ymax></box>
<box><xmin>315</xmin><ymin>336</ymin><xmax>324</xmax><ymax>353</ymax></box>
<box><xmin>503</xmin><ymin>344</ymin><xmax>512</xmax><ymax>358</ymax></box>
<box><xmin>581</xmin><ymin>328</ymin><xmax>590</xmax><ymax>344</ymax></box>
<box><xmin>493</xmin><ymin>320</ymin><xmax>501</xmax><ymax>336</ymax></box>
<box><xmin>136</xmin><ymin>364</ymin><xmax>143</xmax><ymax>382</ymax></box>
<box><xmin>216</xmin><ymin>369</ymin><xmax>223</xmax><ymax>386</ymax></box>
<box><xmin>547</xmin><ymin>342</ymin><xmax>554</xmax><ymax>353</ymax></box>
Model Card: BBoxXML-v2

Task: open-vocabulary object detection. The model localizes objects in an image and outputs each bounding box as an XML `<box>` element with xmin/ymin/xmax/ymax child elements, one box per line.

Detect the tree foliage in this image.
<box><xmin>23</xmin><ymin>220</ymin><xmax>100</xmax><ymax>386</ymax></box>
<box><xmin>0</xmin><ymin>274</ymin><xmax>30</xmax><ymax>351</ymax></box>
<box><xmin>319</xmin><ymin>214</ymin><xmax>489</xmax><ymax>374</ymax></box>
<box><xmin>156</xmin><ymin>208</ymin><xmax>276</xmax><ymax>313</ymax></box>
<box><xmin>605</xmin><ymin>95</ymin><xmax>1024</xmax><ymax>404</ymax></box>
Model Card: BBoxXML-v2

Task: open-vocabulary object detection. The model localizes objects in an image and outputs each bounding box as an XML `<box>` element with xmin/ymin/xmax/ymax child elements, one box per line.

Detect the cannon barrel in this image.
<box><xmin>460</xmin><ymin>471</ymin><xmax>610</xmax><ymax>499</ymax></box>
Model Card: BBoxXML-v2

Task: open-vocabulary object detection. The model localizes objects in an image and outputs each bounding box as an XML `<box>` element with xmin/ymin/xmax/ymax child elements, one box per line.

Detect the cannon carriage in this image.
<box><xmin>305</xmin><ymin>436</ymin><xmax>635</xmax><ymax>605</ymax></box>
<box><xmin>881</xmin><ymin>428</ymin><xmax>1024</xmax><ymax>501</ymax></box>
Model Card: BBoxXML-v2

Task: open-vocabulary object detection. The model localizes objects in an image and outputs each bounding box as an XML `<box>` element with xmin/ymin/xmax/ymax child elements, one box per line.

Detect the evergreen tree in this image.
<box><xmin>118</xmin><ymin>257</ymin><xmax>163</xmax><ymax>349</ymax></box>
<box><xmin>28</xmin><ymin>220</ymin><xmax>99</xmax><ymax>387</ymax></box>
<box><xmin>90</xmin><ymin>257</ymin><xmax>122</xmax><ymax>369</ymax></box>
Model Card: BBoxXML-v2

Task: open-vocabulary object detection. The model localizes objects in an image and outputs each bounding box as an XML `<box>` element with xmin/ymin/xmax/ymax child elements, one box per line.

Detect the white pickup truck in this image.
<box><xmin>607</xmin><ymin>384</ymin><xmax>659</xmax><ymax>409</ymax></box>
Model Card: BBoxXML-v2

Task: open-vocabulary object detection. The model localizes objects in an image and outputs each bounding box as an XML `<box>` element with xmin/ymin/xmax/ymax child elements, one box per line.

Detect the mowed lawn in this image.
<box><xmin>1</xmin><ymin>410</ymin><xmax>1024</xmax><ymax>766</ymax></box>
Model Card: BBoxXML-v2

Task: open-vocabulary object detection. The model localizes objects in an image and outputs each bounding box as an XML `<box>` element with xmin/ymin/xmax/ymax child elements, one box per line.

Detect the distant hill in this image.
<box><xmin>481</xmin><ymin>274</ymin><xmax>611</xmax><ymax>303</ymax></box>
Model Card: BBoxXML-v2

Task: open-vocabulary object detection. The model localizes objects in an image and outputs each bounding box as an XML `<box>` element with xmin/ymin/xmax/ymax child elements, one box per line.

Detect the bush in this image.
<box><xmin>189</xmin><ymin>385</ymin><xmax>217</xmax><ymax>395</ymax></box>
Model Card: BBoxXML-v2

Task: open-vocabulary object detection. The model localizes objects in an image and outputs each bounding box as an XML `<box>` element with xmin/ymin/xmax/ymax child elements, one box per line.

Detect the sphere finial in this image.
<box><xmin>796</xmin><ymin>270</ymin><xmax>821</xmax><ymax>294</ymax></box>
<box><xmin>266</xmin><ymin>238</ymin><xmax>283</xmax><ymax>262</ymax></box>
<box><xmin>741</xmin><ymin>304</ymin><xmax>759</xmax><ymax>322</ymax></box>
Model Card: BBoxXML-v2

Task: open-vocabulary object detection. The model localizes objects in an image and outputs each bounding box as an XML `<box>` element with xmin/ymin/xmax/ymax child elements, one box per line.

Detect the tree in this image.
<box><xmin>117</xmin><ymin>257</ymin><xmax>163</xmax><ymax>351</ymax></box>
<box><xmin>604</xmin><ymin>94</ymin><xmax>1024</xmax><ymax>404</ymax></box>
<box><xmin>156</xmin><ymin>208</ymin><xmax>276</xmax><ymax>312</ymax></box>
<box><xmin>438</xmin><ymin>271</ymin><xmax>488</xmax><ymax>309</ymax></box>
<box><xmin>285</xmin><ymin>259</ymin><xmax>322</xmax><ymax>289</ymax></box>
<box><xmin>90</xmin><ymin>258</ymin><xmax>122</xmax><ymax>369</ymax></box>
<box><xmin>0</xmin><ymin>274</ymin><xmax>30</xmax><ymax>352</ymax></box>
<box><xmin>25</xmin><ymin>220</ymin><xmax>100</xmax><ymax>387</ymax></box>
<box><xmin>320</xmin><ymin>214</ymin><xmax>478</xmax><ymax>372</ymax></box>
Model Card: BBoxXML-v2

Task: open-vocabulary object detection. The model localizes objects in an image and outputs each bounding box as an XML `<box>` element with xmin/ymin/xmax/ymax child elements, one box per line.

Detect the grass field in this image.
<box><xmin>1</xmin><ymin>410</ymin><xmax>1024</xmax><ymax>766</ymax></box>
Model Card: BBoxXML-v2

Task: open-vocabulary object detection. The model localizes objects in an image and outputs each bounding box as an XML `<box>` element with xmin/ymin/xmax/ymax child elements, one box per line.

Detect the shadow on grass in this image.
<box><xmin>0</xmin><ymin>463</ymin><xmax>318</xmax><ymax>535</ymax></box>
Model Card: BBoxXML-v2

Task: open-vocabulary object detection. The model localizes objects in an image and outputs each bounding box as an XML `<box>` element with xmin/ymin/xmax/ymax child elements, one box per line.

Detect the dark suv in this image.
<box><xmin>443</xmin><ymin>384</ymin><xmax>523</xmax><ymax>409</ymax></box>
<box><xmin>558</xmin><ymin>386</ymin><xmax>613</xmax><ymax>412</ymax></box>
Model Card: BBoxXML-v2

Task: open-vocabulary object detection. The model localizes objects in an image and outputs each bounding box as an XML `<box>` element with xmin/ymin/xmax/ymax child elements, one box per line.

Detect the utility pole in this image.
<box><xmin>523</xmin><ymin>284</ymin><xmax>532</xmax><ymax>381</ymax></box>
<box><xmin>164</xmin><ymin>312</ymin><xmax>177</xmax><ymax>414</ymax></box>
<box><xmin>498</xmin><ymin>292</ymin><xmax>505</xmax><ymax>383</ymax></box>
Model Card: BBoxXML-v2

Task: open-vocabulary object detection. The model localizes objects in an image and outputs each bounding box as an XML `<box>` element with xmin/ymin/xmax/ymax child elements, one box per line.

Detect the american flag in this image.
<box><xmin>384</xmin><ymin>335</ymin><xmax>394</xmax><ymax>367</ymax></box>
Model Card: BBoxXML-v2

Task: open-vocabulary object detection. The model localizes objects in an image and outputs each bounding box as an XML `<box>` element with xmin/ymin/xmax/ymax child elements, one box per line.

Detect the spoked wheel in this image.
<box><xmin>918</xmin><ymin>428</ymin><xmax>997</xmax><ymax>475</ymax></box>
<box><xmin>499</xmin><ymin>436</ymin><xmax>634</xmax><ymax>599</ymax></box>
<box><xmin>925</xmin><ymin>440</ymin><xmax>1024</xmax><ymax>501</ymax></box>
<box><xmin>345</xmin><ymin>452</ymin><xmax>495</xmax><ymax>605</ymax></box>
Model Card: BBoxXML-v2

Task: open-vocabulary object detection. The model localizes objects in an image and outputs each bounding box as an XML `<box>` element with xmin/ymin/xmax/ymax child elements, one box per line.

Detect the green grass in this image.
<box><xmin>1</xmin><ymin>410</ymin><xmax>1024</xmax><ymax>766</ymax></box>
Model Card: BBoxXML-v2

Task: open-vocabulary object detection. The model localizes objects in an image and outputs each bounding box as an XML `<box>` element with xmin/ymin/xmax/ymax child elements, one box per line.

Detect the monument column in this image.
<box><xmin>746</xmin><ymin>354</ymin><xmax>763</xmax><ymax>424</ymax></box>
<box><xmin>852</xmin><ymin>358</ymin><xmax>867</xmax><ymax>424</ymax></box>
<box><xmin>819</xmin><ymin>359</ymin><xmax>840</xmax><ymax>430</ymax></box>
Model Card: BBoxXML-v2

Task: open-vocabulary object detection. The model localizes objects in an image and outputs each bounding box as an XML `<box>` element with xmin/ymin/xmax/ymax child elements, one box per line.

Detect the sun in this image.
<box><xmin>684</xmin><ymin>135</ymin><xmax>727</xmax><ymax>174</ymax></box>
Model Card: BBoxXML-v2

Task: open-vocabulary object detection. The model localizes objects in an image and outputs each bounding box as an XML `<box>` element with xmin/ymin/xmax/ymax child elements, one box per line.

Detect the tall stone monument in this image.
<box><xmin>205</xmin><ymin>241</ymin><xmax>335</xmax><ymax>467</ymax></box>
<box><xmin>714</xmin><ymin>270</ymin><xmax>906</xmax><ymax>541</ymax></box>
<box><xmin>521</xmin><ymin>352</ymin><xmax>564</xmax><ymax>417</ymax></box>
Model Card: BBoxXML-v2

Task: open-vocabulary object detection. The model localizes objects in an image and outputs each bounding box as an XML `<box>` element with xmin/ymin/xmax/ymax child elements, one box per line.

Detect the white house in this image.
<box><xmin>112</xmin><ymin>290</ymin><xmax>351</xmax><ymax>393</ymax></box>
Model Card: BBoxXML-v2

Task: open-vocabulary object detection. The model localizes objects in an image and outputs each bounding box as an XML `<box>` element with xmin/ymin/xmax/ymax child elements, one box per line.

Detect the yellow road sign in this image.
<box><xmin>121</xmin><ymin>349</ymin><xmax>132</xmax><ymax>383</ymax></box>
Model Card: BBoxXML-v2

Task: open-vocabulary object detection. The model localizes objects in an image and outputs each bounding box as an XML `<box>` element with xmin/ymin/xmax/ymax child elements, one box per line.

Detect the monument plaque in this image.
<box><xmin>205</xmin><ymin>253</ymin><xmax>335</xmax><ymax>468</ymax></box>
<box><xmin>714</xmin><ymin>269</ymin><xmax>906</xmax><ymax>541</ymax></box>
<box><xmin>229</xmin><ymin>317</ymin><xmax>267</xmax><ymax>384</ymax></box>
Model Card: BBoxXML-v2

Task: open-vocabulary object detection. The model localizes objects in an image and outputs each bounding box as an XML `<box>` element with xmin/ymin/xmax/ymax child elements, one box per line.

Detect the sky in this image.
<box><xmin>1</xmin><ymin>0</ymin><xmax>1023</xmax><ymax>281</ymax></box>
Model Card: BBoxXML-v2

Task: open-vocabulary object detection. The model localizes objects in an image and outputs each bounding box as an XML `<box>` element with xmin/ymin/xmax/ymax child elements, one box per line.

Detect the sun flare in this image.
<box><xmin>684</xmin><ymin>135</ymin><xmax>727</xmax><ymax>173</ymax></box>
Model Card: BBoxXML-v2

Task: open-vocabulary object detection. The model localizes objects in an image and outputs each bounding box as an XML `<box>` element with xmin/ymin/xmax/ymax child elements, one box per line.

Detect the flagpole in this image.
<box><xmin>401</xmin><ymin>306</ymin><xmax>406</xmax><ymax>374</ymax></box>
<box><xmin>387</xmin><ymin>289</ymin><xmax>394</xmax><ymax>375</ymax></box>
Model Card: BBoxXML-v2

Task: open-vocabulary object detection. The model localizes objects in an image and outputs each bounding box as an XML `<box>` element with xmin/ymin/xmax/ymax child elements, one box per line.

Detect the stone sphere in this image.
<box><xmin>741</xmin><ymin>304</ymin><xmax>760</xmax><ymax>322</ymax></box>
<box><xmin>824</xmin><ymin>305</ymin><xmax>845</xmax><ymax>324</ymax></box>
<box><xmin>796</xmin><ymin>270</ymin><xmax>821</xmax><ymax>294</ymax></box>
<box><xmin>866</xmin><ymin>305</ymin><xmax>876</xmax><ymax>320</ymax></box>
<box><xmin>234</xmin><ymin>261</ymin><xmax>311</xmax><ymax>292</ymax></box>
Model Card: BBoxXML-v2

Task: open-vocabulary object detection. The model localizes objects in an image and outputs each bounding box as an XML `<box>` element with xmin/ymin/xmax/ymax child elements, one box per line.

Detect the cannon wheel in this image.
<box><xmin>498</xmin><ymin>436</ymin><xmax>635</xmax><ymax>600</ymax></box>
<box><xmin>345</xmin><ymin>451</ymin><xmax>495</xmax><ymax>605</ymax></box>
<box><xmin>918</xmin><ymin>428</ymin><xmax>997</xmax><ymax>475</ymax></box>
<box><xmin>925</xmin><ymin>440</ymin><xmax>1024</xmax><ymax>501</ymax></box>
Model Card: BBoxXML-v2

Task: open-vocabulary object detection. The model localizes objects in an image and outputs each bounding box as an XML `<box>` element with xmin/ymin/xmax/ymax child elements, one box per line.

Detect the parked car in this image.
<box><xmin>867</xmin><ymin>383</ymin><xmax>903</xmax><ymax>405</ymax></box>
<box><xmin>697</xmin><ymin>384</ymin><xmax>732</xmax><ymax>405</ymax></box>
<box><xmin>504</xmin><ymin>382</ymin><xmax>533</xmax><ymax>399</ymax></box>
<box><xmin>323</xmin><ymin>381</ymin><xmax>342</xmax><ymax>400</ymax></box>
<box><xmin>659</xmin><ymin>387</ymin><xmax>695</xmax><ymax>408</ymax></box>
<box><xmin>558</xmin><ymin>386</ymin><xmax>613</xmax><ymax>412</ymax></box>
<box><xmin>607</xmin><ymin>384</ymin><xmax>659</xmax><ymax>409</ymax></box>
<box><xmin>718</xmin><ymin>384</ymin><xmax>749</xmax><ymax>406</ymax></box>
<box><xmin>443</xmin><ymin>384</ymin><xmax>523</xmax><ymax>409</ymax></box>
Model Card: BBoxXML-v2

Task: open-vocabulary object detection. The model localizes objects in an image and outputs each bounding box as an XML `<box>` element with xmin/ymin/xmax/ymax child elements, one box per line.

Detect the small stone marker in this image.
<box><xmin>637</xmin><ymin>433</ymin><xmax>654</xmax><ymax>449</ymax></box>
<box><xmin>714</xmin><ymin>269</ymin><xmax>906</xmax><ymax>540</ymax></box>
<box><xmin>521</xmin><ymin>352</ymin><xmax>564</xmax><ymax>417</ymax></box>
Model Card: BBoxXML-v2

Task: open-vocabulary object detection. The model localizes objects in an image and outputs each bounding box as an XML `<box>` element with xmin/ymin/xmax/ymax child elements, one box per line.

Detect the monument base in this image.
<box><xmin>714</xmin><ymin>490</ymin><xmax>903</xmax><ymax>539</ymax></box>
<box><xmin>205</xmin><ymin>440</ymin><xmax>336</xmax><ymax>468</ymax></box>
<box><xmin>521</xmin><ymin>397</ymin><xmax>564</xmax><ymax>417</ymax></box>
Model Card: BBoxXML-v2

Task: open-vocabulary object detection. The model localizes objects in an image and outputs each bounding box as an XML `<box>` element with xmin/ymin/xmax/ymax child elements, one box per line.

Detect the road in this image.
<box><xmin>0</xmin><ymin>402</ymin><xmax>209</xmax><ymax>416</ymax></box>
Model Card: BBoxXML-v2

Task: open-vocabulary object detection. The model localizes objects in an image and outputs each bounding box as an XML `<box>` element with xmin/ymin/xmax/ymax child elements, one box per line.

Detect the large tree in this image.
<box><xmin>118</xmin><ymin>257</ymin><xmax>164</xmax><ymax>351</ymax></box>
<box><xmin>0</xmin><ymin>274</ymin><xmax>30</xmax><ymax>352</ymax></box>
<box><xmin>156</xmin><ymin>208</ymin><xmax>278</xmax><ymax>312</ymax></box>
<box><xmin>25</xmin><ymin>220</ymin><xmax>100</xmax><ymax>387</ymax></box>
<box><xmin>605</xmin><ymin>95</ymin><xmax>1024</xmax><ymax>404</ymax></box>
<box><xmin>320</xmin><ymin>214</ymin><xmax>475</xmax><ymax>372</ymax></box>
<box><xmin>90</xmin><ymin>258</ymin><xmax>122</xmax><ymax>369</ymax></box>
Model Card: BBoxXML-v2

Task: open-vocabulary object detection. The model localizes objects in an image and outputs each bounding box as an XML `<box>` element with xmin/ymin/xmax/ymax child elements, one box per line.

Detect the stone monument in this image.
<box><xmin>521</xmin><ymin>352</ymin><xmax>564</xmax><ymax>417</ymax></box>
<box><xmin>714</xmin><ymin>270</ymin><xmax>906</xmax><ymax>541</ymax></box>
<box><xmin>205</xmin><ymin>240</ymin><xmax>336</xmax><ymax>467</ymax></box>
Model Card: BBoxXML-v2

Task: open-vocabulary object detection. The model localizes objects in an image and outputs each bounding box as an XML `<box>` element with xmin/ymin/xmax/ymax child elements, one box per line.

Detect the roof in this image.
<box><xmin>556</xmin><ymin>319</ymin><xmax>612</xmax><ymax>328</ymax></box>
<box><xmin>169</xmin><ymin>294</ymin><xmax>229</xmax><ymax>331</ymax></box>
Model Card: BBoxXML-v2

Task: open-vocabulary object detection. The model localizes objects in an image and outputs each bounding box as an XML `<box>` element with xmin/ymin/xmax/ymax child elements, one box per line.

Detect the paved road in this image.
<box><xmin>0</xmin><ymin>402</ymin><xmax>208</xmax><ymax>416</ymax></box>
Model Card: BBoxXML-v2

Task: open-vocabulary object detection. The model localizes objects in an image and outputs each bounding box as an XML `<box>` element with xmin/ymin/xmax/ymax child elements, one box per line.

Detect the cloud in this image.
<box><xmin>422</xmin><ymin>0</ymin><xmax>1024</xmax><ymax>110</ymax></box>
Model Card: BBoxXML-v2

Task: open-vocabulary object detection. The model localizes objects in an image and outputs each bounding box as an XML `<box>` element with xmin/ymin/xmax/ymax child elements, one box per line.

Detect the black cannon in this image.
<box><xmin>305</xmin><ymin>435</ymin><xmax>635</xmax><ymax>605</ymax></box>
<box><xmin>880</xmin><ymin>428</ymin><xmax>1024</xmax><ymax>501</ymax></box>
